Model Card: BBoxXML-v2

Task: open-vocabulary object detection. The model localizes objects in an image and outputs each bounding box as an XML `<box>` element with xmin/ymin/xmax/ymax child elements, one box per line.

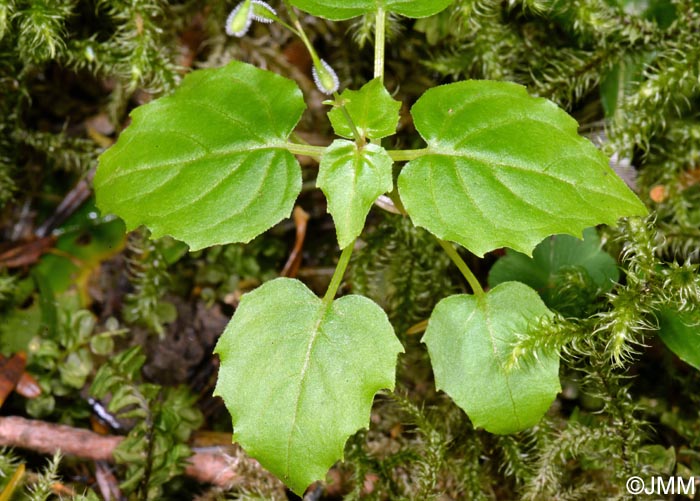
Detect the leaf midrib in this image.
<box><xmin>101</xmin><ymin>143</ymin><xmax>287</xmax><ymax>185</ymax></box>
<box><xmin>428</xmin><ymin>108</ymin><xmax>574</xmax><ymax>150</ymax></box>
<box><xmin>418</xmin><ymin>148</ymin><xmax>636</xmax><ymax>207</ymax></box>
<box><xmin>481</xmin><ymin>295</ymin><xmax>521</xmax><ymax>430</ymax></box>
<box><xmin>151</xmin><ymin>149</ymin><xmax>281</xmax><ymax>230</ymax></box>
<box><xmin>285</xmin><ymin>301</ymin><xmax>328</xmax><ymax>482</ymax></box>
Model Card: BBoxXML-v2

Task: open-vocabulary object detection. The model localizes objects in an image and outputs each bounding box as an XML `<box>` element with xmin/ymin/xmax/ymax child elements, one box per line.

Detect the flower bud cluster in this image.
<box><xmin>225</xmin><ymin>1</ymin><xmax>339</xmax><ymax>95</ymax></box>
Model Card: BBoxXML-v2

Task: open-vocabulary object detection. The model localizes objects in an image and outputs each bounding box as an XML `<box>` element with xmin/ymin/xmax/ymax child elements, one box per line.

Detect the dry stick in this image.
<box><xmin>281</xmin><ymin>206</ymin><xmax>310</xmax><ymax>278</ymax></box>
<box><xmin>0</xmin><ymin>416</ymin><xmax>284</xmax><ymax>491</ymax></box>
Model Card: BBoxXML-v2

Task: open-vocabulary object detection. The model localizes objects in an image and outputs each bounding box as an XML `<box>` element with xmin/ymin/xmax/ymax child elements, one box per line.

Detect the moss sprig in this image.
<box><xmin>15</xmin><ymin>0</ymin><xmax>75</xmax><ymax>63</ymax></box>
<box><xmin>609</xmin><ymin>4</ymin><xmax>700</xmax><ymax>156</ymax></box>
<box><xmin>123</xmin><ymin>229</ymin><xmax>176</xmax><ymax>337</ymax></box>
<box><xmin>350</xmin><ymin>214</ymin><xmax>455</xmax><ymax>336</ymax></box>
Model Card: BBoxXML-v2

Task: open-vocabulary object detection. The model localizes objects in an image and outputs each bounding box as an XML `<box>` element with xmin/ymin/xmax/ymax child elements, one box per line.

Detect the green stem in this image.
<box><xmin>262</xmin><ymin>9</ymin><xmax>300</xmax><ymax>36</ymax></box>
<box><xmin>374</xmin><ymin>7</ymin><xmax>386</xmax><ymax>81</ymax></box>
<box><xmin>437</xmin><ymin>239</ymin><xmax>485</xmax><ymax>297</ymax></box>
<box><xmin>283</xmin><ymin>2</ymin><xmax>363</xmax><ymax>145</ymax></box>
<box><xmin>288</xmin><ymin>143</ymin><xmax>428</xmax><ymax>160</ymax></box>
<box><xmin>387</xmin><ymin>148</ymin><xmax>429</xmax><ymax>162</ymax></box>
<box><xmin>289</xmin><ymin>132</ymin><xmax>310</xmax><ymax>145</ymax></box>
<box><xmin>387</xmin><ymin>189</ymin><xmax>407</xmax><ymax>215</ymax></box>
<box><xmin>370</xmin><ymin>8</ymin><xmax>386</xmax><ymax>147</ymax></box>
<box><xmin>323</xmin><ymin>241</ymin><xmax>355</xmax><ymax>305</ymax></box>
<box><xmin>284</xmin><ymin>142</ymin><xmax>326</xmax><ymax>158</ymax></box>
<box><xmin>284</xmin><ymin>2</ymin><xmax>320</xmax><ymax>66</ymax></box>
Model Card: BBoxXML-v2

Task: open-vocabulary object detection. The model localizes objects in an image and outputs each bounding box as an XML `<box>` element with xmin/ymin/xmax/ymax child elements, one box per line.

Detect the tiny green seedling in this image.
<box><xmin>94</xmin><ymin>0</ymin><xmax>647</xmax><ymax>494</ymax></box>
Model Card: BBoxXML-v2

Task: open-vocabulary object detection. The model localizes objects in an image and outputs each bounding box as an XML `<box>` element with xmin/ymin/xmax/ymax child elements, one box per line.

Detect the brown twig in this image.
<box><xmin>0</xmin><ymin>236</ymin><xmax>57</xmax><ymax>268</ymax></box>
<box><xmin>0</xmin><ymin>416</ymin><xmax>284</xmax><ymax>491</ymax></box>
<box><xmin>281</xmin><ymin>206</ymin><xmax>310</xmax><ymax>278</ymax></box>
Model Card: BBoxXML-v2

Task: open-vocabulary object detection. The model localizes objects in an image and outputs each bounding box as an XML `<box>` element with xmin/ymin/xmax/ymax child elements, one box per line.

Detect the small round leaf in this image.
<box><xmin>328</xmin><ymin>78</ymin><xmax>401</xmax><ymax>140</ymax></box>
<box><xmin>423</xmin><ymin>282</ymin><xmax>560</xmax><ymax>434</ymax></box>
<box><xmin>317</xmin><ymin>140</ymin><xmax>393</xmax><ymax>248</ymax></box>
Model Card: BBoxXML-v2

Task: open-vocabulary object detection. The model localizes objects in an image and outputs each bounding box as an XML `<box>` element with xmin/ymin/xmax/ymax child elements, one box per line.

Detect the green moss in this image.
<box><xmin>1</xmin><ymin>0</ymin><xmax>699</xmax><ymax>498</ymax></box>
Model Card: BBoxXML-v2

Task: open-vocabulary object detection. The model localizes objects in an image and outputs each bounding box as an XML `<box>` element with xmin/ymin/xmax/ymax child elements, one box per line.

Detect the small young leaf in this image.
<box><xmin>317</xmin><ymin>140</ymin><xmax>393</xmax><ymax>248</ymax></box>
<box><xmin>658</xmin><ymin>308</ymin><xmax>700</xmax><ymax>370</ymax></box>
<box><xmin>398</xmin><ymin>81</ymin><xmax>647</xmax><ymax>257</ymax></box>
<box><xmin>289</xmin><ymin>0</ymin><xmax>454</xmax><ymax>20</ymax></box>
<box><xmin>488</xmin><ymin>227</ymin><xmax>619</xmax><ymax>315</ymax></box>
<box><xmin>214</xmin><ymin>278</ymin><xmax>403</xmax><ymax>494</ymax></box>
<box><xmin>95</xmin><ymin>61</ymin><xmax>306</xmax><ymax>250</ymax></box>
<box><xmin>423</xmin><ymin>282</ymin><xmax>560</xmax><ymax>434</ymax></box>
<box><xmin>328</xmin><ymin>78</ymin><xmax>401</xmax><ymax>140</ymax></box>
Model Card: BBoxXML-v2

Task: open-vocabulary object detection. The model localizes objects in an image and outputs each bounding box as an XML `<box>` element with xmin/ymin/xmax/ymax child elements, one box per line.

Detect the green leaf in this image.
<box><xmin>317</xmin><ymin>140</ymin><xmax>393</xmax><ymax>248</ymax></box>
<box><xmin>90</xmin><ymin>333</ymin><xmax>115</xmax><ymax>356</ymax></box>
<box><xmin>109</xmin><ymin>386</ymin><xmax>143</xmax><ymax>414</ymax></box>
<box><xmin>397</xmin><ymin>81</ymin><xmax>647</xmax><ymax>257</ymax></box>
<box><xmin>423</xmin><ymin>282</ymin><xmax>560</xmax><ymax>434</ymax></box>
<box><xmin>59</xmin><ymin>349</ymin><xmax>93</xmax><ymax>389</ymax></box>
<box><xmin>289</xmin><ymin>0</ymin><xmax>454</xmax><ymax>20</ymax></box>
<box><xmin>214</xmin><ymin>278</ymin><xmax>403</xmax><ymax>494</ymax></box>
<box><xmin>488</xmin><ymin>227</ymin><xmax>619</xmax><ymax>315</ymax></box>
<box><xmin>34</xmin><ymin>202</ymin><xmax>126</xmax><ymax>296</ymax></box>
<box><xmin>95</xmin><ymin>61</ymin><xmax>306</xmax><ymax>251</ymax></box>
<box><xmin>328</xmin><ymin>78</ymin><xmax>401</xmax><ymax>140</ymax></box>
<box><xmin>658</xmin><ymin>308</ymin><xmax>700</xmax><ymax>370</ymax></box>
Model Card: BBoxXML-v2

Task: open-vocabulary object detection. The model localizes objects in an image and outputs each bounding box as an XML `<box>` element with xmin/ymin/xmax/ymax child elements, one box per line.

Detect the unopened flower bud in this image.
<box><xmin>226</xmin><ymin>0</ymin><xmax>253</xmax><ymax>37</ymax></box>
<box><xmin>251</xmin><ymin>0</ymin><xmax>276</xmax><ymax>23</ymax></box>
<box><xmin>312</xmin><ymin>59</ymin><xmax>339</xmax><ymax>95</ymax></box>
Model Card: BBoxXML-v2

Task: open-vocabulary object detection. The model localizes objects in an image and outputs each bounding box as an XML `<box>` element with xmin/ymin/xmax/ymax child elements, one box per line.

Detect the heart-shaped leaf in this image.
<box><xmin>328</xmin><ymin>78</ymin><xmax>401</xmax><ymax>140</ymax></box>
<box><xmin>94</xmin><ymin>61</ymin><xmax>306</xmax><ymax>250</ymax></box>
<box><xmin>289</xmin><ymin>0</ymin><xmax>454</xmax><ymax>20</ymax></box>
<box><xmin>318</xmin><ymin>140</ymin><xmax>393</xmax><ymax>248</ymax></box>
<box><xmin>423</xmin><ymin>282</ymin><xmax>560</xmax><ymax>434</ymax></box>
<box><xmin>214</xmin><ymin>278</ymin><xmax>403</xmax><ymax>494</ymax></box>
<box><xmin>398</xmin><ymin>80</ymin><xmax>647</xmax><ymax>257</ymax></box>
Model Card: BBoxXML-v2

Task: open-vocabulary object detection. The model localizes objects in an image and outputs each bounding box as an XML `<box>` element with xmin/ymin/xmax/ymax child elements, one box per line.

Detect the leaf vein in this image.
<box><xmin>100</xmin><ymin>146</ymin><xmax>284</xmax><ymax>185</ymax></box>
<box><xmin>188</xmin><ymin>150</ymin><xmax>287</xmax><ymax>235</ymax></box>
<box><xmin>165</xmin><ymin>97</ymin><xmax>272</xmax><ymax>143</ymax></box>
<box><xmin>483</xmin><ymin>301</ymin><xmax>521</xmax><ymax>429</ymax></box>
<box><xmin>285</xmin><ymin>303</ymin><xmax>326</xmax><ymax>481</ymax></box>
